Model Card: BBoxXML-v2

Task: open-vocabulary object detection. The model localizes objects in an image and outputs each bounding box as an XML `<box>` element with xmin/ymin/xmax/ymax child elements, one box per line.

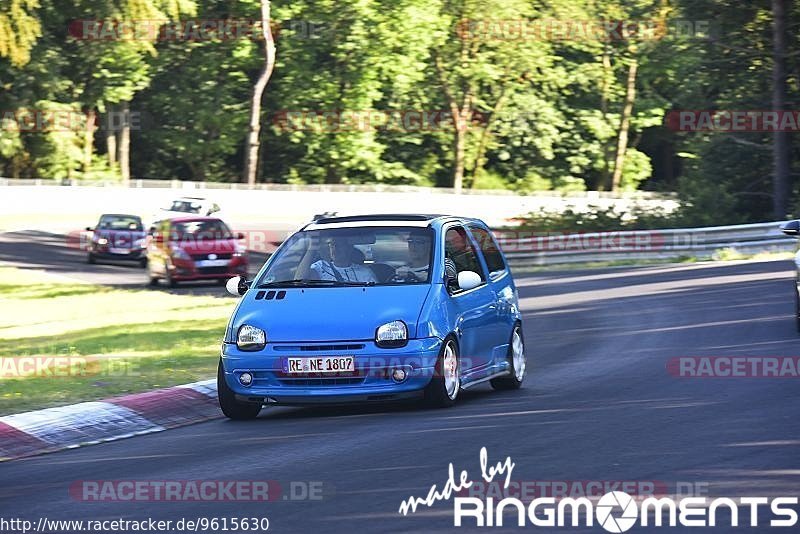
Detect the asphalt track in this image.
<box><xmin>0</xmin><ymin>230</ymin><xmax>271</xmax><ymax>295</ymax></box>
<box><xmin>1</xmin><ymin>230</ymin><xmax>800</xmax><ymax>532</ymax></box>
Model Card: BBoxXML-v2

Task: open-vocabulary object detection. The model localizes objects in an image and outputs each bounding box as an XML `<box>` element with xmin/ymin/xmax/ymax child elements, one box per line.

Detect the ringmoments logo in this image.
<box><xmin>595</xmin><ymin>491</ymin><xmax>638</xmax><ymax>532</ymax></box>
<box><xmin>398</xmin><ymin>448</ymin><xmax>800</xmax><ymax>530</ymax></box>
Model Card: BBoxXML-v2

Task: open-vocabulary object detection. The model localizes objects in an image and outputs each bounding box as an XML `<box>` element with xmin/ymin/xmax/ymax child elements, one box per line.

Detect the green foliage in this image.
<box><xmin>0</xmin><ymin>0</ymin><xmax>41</xmax><ymax>67</ymax></box>
<box><xmin>0</xmin><ymin>0</ymin><xmax>797</xmax><ymax>226</ymax></box>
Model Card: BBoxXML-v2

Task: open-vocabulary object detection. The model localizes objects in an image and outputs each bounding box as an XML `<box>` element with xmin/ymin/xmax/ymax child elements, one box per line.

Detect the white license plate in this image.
<box><xmin>108</xmin><ymin>247</ymin><xmax>130</xmax><ymax>254</ymax></box>
<box><xmin>196</xmin><ymin>259</ymin><xmax>229</xmax><ymax>267</ymax></box>
<box><xmin>285</xmin><ymin>356</ymin><xmax>355</xmax><ymax>374</ymax></box>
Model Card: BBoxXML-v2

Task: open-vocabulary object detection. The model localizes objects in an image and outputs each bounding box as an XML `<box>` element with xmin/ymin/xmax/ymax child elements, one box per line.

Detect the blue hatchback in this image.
<box><xmin>217</xmin><ymin>214</ymin><xmax>525</xmax><ymax>419</ymax></box>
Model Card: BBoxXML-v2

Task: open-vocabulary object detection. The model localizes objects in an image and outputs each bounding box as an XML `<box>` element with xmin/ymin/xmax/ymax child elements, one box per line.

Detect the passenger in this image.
<box><xmin>392</xmin><ymin>231</ymin><xmax>432</xmax><ymax>282</ymax></box>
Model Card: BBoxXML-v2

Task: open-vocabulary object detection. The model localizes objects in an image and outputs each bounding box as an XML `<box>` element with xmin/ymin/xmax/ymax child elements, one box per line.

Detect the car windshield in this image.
<box><xmin>98</xmin><ymin>215</ymin><xmax>143</xmax><ymax>231</ymax></box>
<box><xmin>168</xmin><ymin>200</ymin><xmax>202</xmax><ymax>213</ymax></box>
<box><xmin>256</xmin><ymin>226</ymin><xmax>434</xmax><ymax>287</ymax></box>
<box><xmin>171</xmin><ymin>219</ymin><xmax>233</xmax><ymax>240</ymax></box>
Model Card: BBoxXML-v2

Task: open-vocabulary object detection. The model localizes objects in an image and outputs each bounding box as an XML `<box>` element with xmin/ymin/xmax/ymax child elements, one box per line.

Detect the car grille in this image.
<box><xmin>190</xmin><ymin>253</ymin><xmax>233</xmax><ymax>260</ymax></box>
<box><xmin>276</xmin><ymin>377</ymin><xmax>366</xmax><ymax>387</ymax></box>
<box><xmin>197</xmin><ymin>266</ymin><xmax>229</xmax><ymax>275</ymax></box>
<box><xmin>272</xmin><ymin>344</ymin><xmax>366</xmax><ymax>352</ymax></box>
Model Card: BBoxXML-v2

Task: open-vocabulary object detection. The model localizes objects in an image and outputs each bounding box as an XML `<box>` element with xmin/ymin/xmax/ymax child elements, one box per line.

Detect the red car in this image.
<box><xmin>146</xmin><ymin>217</ymin><xmax>248</xmax><ymax>287</ymax></box>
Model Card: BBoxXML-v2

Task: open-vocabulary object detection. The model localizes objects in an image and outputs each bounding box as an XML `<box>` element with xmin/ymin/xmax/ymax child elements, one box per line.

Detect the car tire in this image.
<box><xmin>217</xmin><ymin>360</ymin><xmax>262</xmax><ymax>420</ymax></box>
<box><xmin>794</xmin><ymin>282</ymin><xmax>800</xmax><ymax>334</ymax></box>
<box><xmin>491</xmin><ymin>325</ymin><xmax>526</xmax><ymax>391</ymax></box>
<box><xmin>87</xmin><ymin>253</ymin><xmax>96</xmax><ymax>264</ymax></box>
<box><xmin>138</xmin><ymin>257</ymin><xmax>148</xmax><ymax>269</ymax></box>
<box><xmin>423</xmin><ymin>337</ymin><xmax>460</xmax><ymax>408</ymax></box>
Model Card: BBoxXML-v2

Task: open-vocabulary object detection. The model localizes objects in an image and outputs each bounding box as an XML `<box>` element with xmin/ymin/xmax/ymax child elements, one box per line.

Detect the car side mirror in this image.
<box><xmin>226</xmin><ymin>275</ymin><xmax>251</xmax><ymax>297</ymax></box>
<box><xmin>457</xmin><ymin>271</ymin><xmax>482</xmax><ymax>291</ymax></box>
<box><xmin>237</xmin><ymin>232</ymin><xmax>245</xmax><ymax>240</ymax></box>
<box><xmin>781</xmin><ymin>220</ymin><xmax>800</xmax><ymax>237</ymax></box>
<box><xmin>85</xmin><ymin>226</ymin><xmax>93</xmax><ymax>232</ymax></box>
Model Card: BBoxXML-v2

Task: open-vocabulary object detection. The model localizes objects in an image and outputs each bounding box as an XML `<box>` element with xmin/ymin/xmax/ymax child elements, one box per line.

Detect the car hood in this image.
<box><xmin>232</xmin><ymin>285</ymin><xmax>432</xmax><ymax>343</ymax></box>
<box><xmin>173</xmin><ymin>239</ymin><xmax>239</xmax><ymax>255</ymax></box>
<box><xmin>94</xmin><ymin>230</ymin><xmax>146</xmax><ymax>247</ymax></box>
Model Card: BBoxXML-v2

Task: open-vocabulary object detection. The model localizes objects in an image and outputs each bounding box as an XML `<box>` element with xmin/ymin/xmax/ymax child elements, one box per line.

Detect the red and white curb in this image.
<box><xmin>0</xmin><ymin>379</ymin><xmax>219</xmax><ymax>462</ymax></box>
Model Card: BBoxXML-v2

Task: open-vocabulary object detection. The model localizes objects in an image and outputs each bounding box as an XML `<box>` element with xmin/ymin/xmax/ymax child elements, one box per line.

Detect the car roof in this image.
<box><xmin>303</xmin><ymin>213</ymin><xmax>483</xmax><ymax>231</ymax></box>
<box><xmin>163</xmin><ymin>216</ymin><xmax>223</xmax><ymax>223</ymax></box>
<box><xmin>99</xmin><ymin>213</ymin><xmax>142</xmax><ymax>219</ymax></box>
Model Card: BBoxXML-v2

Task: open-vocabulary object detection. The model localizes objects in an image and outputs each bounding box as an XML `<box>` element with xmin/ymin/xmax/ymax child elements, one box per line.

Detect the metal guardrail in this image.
<box><xmin>498</xmin><ymin>222</ymin><xmax>797</xmax><ymax>268</ymax></box>
<box><xmin>0</xmin><ymin>177</ymin><xmax>677</xmax><ymax>200</ymax></box>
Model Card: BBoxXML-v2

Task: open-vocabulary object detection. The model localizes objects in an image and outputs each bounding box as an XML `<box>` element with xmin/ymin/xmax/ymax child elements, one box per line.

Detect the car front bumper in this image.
<box><xmin>90</xmin><ymin>247</ymin><xmax>146</xmax><ymax>260</ymax></box>
<box><xmin>220</xmin><ymin>338</ymin><xmax>443</xmax><ymax>405</ymax></box>
<box><xmin>168</xmin><ymin>257</ymin><xmax>248</xmax><ymax>280</ymax></box>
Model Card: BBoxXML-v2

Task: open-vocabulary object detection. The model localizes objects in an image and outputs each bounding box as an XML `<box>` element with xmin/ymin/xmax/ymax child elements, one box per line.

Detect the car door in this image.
<box><xmin>467</xmin><ymin>224</ymin><xmax>516</xmax><ymax>368</ymax></box>
<box><xmin>443</xmin><ymin>225</ymin><xmax>497</xmax><ymax>376</ymax></box>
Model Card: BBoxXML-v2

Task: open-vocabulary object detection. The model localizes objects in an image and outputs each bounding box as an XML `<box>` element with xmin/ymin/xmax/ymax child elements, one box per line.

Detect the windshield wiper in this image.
<box><xmin>257</xmin><ymin>279</ymin><xmax>375</xmax><ymax>288</ymax></box>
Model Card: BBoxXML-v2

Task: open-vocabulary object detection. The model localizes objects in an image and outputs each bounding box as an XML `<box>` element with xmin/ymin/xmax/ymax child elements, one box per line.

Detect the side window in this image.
<box><xmin>444</xmin><ymin>227</ymin><xmax>485</xmax><ymax>282</ymax></box>
<box><xmin>469</xmin><ymin>226</ymin><xmax>507</xmax><ymax>278</ymax></box>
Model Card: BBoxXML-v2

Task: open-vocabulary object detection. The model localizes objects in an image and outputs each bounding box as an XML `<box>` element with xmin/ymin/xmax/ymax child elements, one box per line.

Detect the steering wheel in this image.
<box><xmin>391</xmin><ymin>269</ymin><xmax>420</xmax><ymax>283</ymax></box>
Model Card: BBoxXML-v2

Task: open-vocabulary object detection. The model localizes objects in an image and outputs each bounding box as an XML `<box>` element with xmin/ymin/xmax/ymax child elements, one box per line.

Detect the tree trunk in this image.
<box><xmin>106</xmin><ymin>105</ymin><xmax>117</xmax><ymax>167</ymax></box>
<box><xmin>243</xmin><ymin>0</ymin><xmax>276</xmax><ymax>186</ymax></box>
<box><xmin>611</xmin><ymin>57</ymin><xmax>638</xmax><ymax>192</ymax></box>
<box><xmin>468</xmin><ymin>89</ymin><xmax>509</xmax><ymax>189</ymax></box>
<box><xmin>83</xmin><ymin>109</ymin><xmax>96</xmax><ymax>174</ymax></box>
<box><xmin>119</xmin><ymin>102</ymin><xmax>130</xmax><ymax>185</ymax></box>
<box><xmin>453</xmin><ymin>123</ymin><xmax>466</xmax><ymax>194</ymax></box>
<box><xmin>772</xmin><ymin>0</ymin><xmax>790</xmax><ymax>219</ymax></box>
<box><xmin>600</xmin><ymin>47</ymin><xmax>612</xmax><ymax>191</ymax></box>
<box><xmin>434</xmin><ymin>53</ymin><xmax>469</xmax><ymax>193</ymax></box>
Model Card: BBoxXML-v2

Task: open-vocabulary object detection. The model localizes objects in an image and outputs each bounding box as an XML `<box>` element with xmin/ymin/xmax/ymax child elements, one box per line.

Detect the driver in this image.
<box><xmin>310</xmin><ymin>236</ymin><xmax>377</xmax><ymax>283</ymax></box>
<box><xmin>392</xmin><ymin>231</ymin><xmax>431</xmax><ymax>282</ymax></box>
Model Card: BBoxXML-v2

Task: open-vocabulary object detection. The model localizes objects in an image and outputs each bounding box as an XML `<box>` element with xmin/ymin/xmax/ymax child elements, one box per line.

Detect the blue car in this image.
<box><xmin>217</xmin><ymin>214</ymin><xmax>525</xmax><ymax>419</ymax></box>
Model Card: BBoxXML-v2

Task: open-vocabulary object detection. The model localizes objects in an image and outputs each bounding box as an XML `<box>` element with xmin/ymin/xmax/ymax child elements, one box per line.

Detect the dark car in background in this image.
<box><xmin>86</xmin><ymin>214</ymin><xmax>147</xmax><ymax>267</ymax></box>
<box><xmin>146</xmin><ymin>217</ymin><xmax>248</xmax><ymax>287</ymax></box>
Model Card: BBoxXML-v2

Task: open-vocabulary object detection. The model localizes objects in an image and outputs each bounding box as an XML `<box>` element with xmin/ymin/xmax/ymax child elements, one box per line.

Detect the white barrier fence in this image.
<box><xmin>1</xmin><ymin>180</ymin><xmax>792</xmax><ymax>268</ymax></box>
<box><xmin>497</xmin><ymin>222</ymin><xmax>797</xmax><ymax>268</ymax></box>
<box><xmin>0</xmin><ymin>181</ymin><xmax>679</xmax><ymax>232</ymax></box>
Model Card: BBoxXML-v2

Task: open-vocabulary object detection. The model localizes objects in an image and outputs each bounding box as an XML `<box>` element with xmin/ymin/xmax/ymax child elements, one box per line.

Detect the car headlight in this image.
<box><xmin>375</xmin><ymin>320</ymin><xmax>408</xmax><ymax>348</ymax></box>
<box><xmin>96</xmin><ymin>237</ymin><xmax>108</xmax><ymax>245</ymax></box>
<box><xmin>237</xmin><ymin>324</ymin><xmax>266</xmax><ymax>351</ymax></box>
<box><xmin>233</xmin><ymin>245</ymin><xmax>247</xmax><ymax>258</ymax></box>
<box><xmin>170</xmin><ymin>246</ymin><xmax>190</xmax><ymax>260</ymax></box>
<box><xmin>134</xmin><ymin>238</ymin><xmax>146</xmax><ymax>249</ymax></box>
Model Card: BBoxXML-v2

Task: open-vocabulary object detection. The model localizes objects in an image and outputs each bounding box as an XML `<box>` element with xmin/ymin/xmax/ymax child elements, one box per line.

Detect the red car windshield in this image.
<box><xmin>170</xmin><ymin>220</ymin><xmax>232</xmax><ymax>241</ymax></box>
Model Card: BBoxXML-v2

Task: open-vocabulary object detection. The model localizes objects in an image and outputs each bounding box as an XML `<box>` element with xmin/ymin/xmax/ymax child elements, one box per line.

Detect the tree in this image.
<box><xmin>426</xmin><ymin>0</ymin><xmax>550</xmax><ymax>192</ymax></box>
<box><xmin>772</xmin><ymin>0</ymin><xmax>790</xmax><ymax>218</ymax></box>
<box><xmin>0</xmin><ymin>0</ymin><xmax>41</xmax><ymax>67</ymax></box>
<box><xmin>243</xmin><ymin>0</ymin><xmax>276</xmax><ymax>186</ymax></box>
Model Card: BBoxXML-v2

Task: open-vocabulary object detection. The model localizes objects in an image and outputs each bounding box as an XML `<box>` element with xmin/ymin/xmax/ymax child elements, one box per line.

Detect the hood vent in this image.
<box><xmin>254</xmin><ymin>290</ymin><xmax>287</xmax><ymax>301</ymax></box>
